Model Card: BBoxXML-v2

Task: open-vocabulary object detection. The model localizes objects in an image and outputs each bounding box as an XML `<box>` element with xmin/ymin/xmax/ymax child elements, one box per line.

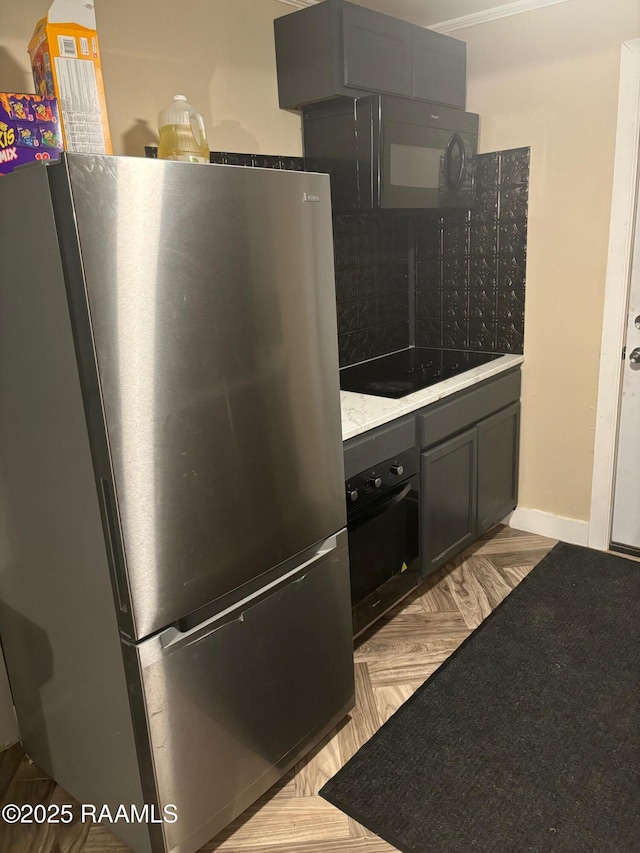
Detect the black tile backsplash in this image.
<box><xmin>416</xmin><ymin>318</ymin><xmax>443</xmax><ymax>349</ymax></box>
<box><xmin>335</xmin><ymin>146</ymin><xmax>529</xmax><ymax>366</ymax></box>
<box><xmin>475</xmin><ymin>151</ymin><xmax>500</xmax><ymax>187</ymax></box>
<box><xmin>499</xmin><ymin>147</ymin><xmax>530</xmax><ymax>185</ymax></box>
<box><xmin>414</xmin><ymin>146</ymin><xmax>529</xmax><ymax>355</ymax></box>
<box><xmin>338</xmin><ymin>322</ymin><xmax>410</xmax><ymax>367</ymax></box>
<box><xmin>333</xmin><ymin>214</ymin><xmax>413</xmax><ymax>366</ymax></box>
<box><xmin>144</xmin><ymin>146</ymin><xmax>305</xmax><ymax>171</ymax></box>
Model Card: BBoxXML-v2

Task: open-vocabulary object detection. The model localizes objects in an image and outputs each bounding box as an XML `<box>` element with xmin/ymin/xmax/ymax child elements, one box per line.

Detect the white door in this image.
<box><xmin>611</xmin><ymin>173</ymin><xmax>640</xmax><ymax>550</ymax></box>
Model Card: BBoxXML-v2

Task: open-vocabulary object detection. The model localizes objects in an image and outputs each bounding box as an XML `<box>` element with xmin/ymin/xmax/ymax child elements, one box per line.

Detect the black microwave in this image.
<box><xmin>303</xmin><ymin>95</ymin><xmax>479</xmax><ymax>212</ymax></box>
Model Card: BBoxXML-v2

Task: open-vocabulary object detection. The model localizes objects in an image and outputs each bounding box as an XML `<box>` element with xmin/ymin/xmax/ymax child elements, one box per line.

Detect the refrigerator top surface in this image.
<box><xmin>55</xmin><ymin>154</ymin><xmax>345</xmax><ymax>640</ymax></box>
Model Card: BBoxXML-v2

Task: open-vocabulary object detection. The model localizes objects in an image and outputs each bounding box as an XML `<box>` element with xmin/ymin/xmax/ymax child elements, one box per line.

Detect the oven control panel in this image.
<box><xmin>345</xmin><ymin>447</ymin><xmax>418</xmax><ymax>507</ymax></box>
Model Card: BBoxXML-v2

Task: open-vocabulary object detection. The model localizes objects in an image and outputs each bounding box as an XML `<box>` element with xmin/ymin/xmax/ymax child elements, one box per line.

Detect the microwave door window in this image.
<box><xmin>383</xmin><ymin>120</ymin><xmax>453</xmax><ymax>208</ymax></box>
<box><xmin>382</xmin><ymin>120</ymin><xmax>476</xmax><ymax>209</ymax></box>
<box><xmin>389</xmin><ymin>143</ymin><xmax>442</xmax><ymax>190</ymax></box>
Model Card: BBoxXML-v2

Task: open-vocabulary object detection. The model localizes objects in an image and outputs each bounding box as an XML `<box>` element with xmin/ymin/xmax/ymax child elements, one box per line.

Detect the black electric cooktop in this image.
<box><xmin>339</xmin><ymin>348</ymin><xmax>501</xmax><ymax>399</ymax></box>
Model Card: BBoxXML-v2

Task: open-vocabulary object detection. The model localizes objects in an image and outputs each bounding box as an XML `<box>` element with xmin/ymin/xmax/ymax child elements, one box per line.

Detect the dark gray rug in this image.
<box><xmin>320</xmin><ymin>542</ymin><xmax>640</xmax><ymax>852</ymax></box>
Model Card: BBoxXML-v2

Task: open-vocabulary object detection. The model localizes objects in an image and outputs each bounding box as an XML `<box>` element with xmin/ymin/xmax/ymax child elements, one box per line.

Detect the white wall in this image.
<box><xmin>456</xmin><ymin>0</ymin><xmax>640</xmax><ymax>523</ymax></box>
<box><xmin>0</xmin><ymin>0</ymin><xmax>302</xmax><ymax>157</ymax></box>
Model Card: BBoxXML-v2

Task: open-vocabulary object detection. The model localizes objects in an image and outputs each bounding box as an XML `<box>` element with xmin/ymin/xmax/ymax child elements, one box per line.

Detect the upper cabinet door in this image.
<box><xmin>341</xmin><ymin>3</ymin><xmax>412</xmax><ymax>97</ymax></box>
<box><xmin>274</xmin><ymin>0</ymin><xmax>467</xmax><ymax>110</ymax></box>
<box><xmin>411</xmin><ymin>28</ymin><xmax>467</xmax><ymax>109</ymax></box>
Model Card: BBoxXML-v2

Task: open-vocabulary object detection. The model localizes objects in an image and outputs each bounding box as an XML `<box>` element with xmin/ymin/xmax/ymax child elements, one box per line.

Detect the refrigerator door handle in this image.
<box><xmin>99</xmin><ymin>477</ymin><xmax>130</xmax><ymax>615</ymax></box>
<box><xmin>157</xmin><ymin>534</ymin><xmax>340</xmax><ymax>654</ymax></box>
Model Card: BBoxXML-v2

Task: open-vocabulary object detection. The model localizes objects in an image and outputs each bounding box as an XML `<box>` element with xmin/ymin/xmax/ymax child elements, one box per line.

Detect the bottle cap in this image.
<box><xmin>157</xmin><ymin>96</ymin><xmax>208</xmax><ymax>151</ymax></box>
<box><xmin>159</xmin><ymin>96</ymin><xmax>193</xmax><ymax>129</ymax></box>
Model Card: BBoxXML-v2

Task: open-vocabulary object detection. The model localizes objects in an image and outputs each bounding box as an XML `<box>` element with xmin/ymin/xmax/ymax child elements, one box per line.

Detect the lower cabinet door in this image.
<box><xmin>422</xmin><ymin>427</ymin><xmax>478</xmax><ymax>574</ymax></box>
<box><xmin>477</xmin><ymin>402</ymin><xmax>520</xmax><ymax>534</ymax></box>
<box><xmin>133</xmin><ymin>531</ymin><xmax>354</xmax><ymax>853</ymax></box>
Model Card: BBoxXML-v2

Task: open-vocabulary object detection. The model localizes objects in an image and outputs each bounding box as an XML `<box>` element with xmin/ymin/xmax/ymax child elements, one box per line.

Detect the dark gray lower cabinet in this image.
<box><xmin>422</xmin><ymin>428</ymin><xmax>478</xmax><ymax>573</ymax></box>
<box><xmin>421</xmin><ymin>397</ymin><xmax>521</xmax><ymax>574</ymax></box>
<box><xmin>343</xmin><ymin>369</ymin><xmax>521</xmax><ymax>585</ymax></box>
<box><xmin>477</xmin><ymin>402</ymin><xmax>520</xmax><ymax>535</ymax></box>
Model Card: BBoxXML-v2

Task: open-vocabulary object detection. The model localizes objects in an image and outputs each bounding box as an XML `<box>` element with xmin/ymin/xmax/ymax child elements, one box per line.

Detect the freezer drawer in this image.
<box><xmin>133</xmin><ymin>531</ymin><xmax>354</xmax><ymax>853</ymax></box>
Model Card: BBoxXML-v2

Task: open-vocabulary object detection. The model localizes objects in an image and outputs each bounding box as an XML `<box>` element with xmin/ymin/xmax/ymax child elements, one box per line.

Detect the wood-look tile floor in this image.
<box><xmin>0</xmin><ymin>525</ymin><xmax>557</xmax><ymax>853</ymax></box>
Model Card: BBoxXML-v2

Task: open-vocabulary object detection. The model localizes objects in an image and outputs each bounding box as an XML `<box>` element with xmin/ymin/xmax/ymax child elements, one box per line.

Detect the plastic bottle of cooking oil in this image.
<box><xmin>157</xmin><ymin>95</ymin><xmax>209</xmax><ymax>163</ymax></box>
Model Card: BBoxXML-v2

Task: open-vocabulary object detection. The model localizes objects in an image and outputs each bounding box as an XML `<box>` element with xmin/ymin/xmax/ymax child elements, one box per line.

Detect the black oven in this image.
<box><xmin>303</xmin><ymin>94</ymin><xmax>478</xmax><ymax>212</ymax></box>
<box><xmin>346</xmin><ymin>446</ymin><xmax>421</xmax><ymax>637</ymax></box>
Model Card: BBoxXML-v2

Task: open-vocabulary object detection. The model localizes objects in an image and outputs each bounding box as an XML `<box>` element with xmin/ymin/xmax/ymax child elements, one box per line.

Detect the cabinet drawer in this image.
<box><xmin>419</xmin><ymin>369</ymin><xmax>521</xmax><ymax>450</ymax></box>
<box><xmin>344</xmin><ymin>414</ymin><xmax>416</xmax><ymax>479</ymax></box>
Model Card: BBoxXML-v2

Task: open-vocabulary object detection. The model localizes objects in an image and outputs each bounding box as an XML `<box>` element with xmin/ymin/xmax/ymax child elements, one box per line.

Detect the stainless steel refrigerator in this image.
<box><xmin>0</xmin><ymin>154</ymin><xmax>354</xmax><ymax>853</ymax></box>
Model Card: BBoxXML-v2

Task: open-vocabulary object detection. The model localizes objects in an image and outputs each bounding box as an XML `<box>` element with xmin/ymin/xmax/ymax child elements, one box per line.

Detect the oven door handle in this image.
<box><xmin>348</xmin><ymin>482</ymin><xmax>412</xmax><ymax>528</ymax></box>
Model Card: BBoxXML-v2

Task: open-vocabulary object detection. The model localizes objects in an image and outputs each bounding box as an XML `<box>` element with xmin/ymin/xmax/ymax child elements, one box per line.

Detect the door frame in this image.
<box><xmin>589</xmin><ymin>39</ymin><xmax>640</xmax><ymax>551</ymax></box>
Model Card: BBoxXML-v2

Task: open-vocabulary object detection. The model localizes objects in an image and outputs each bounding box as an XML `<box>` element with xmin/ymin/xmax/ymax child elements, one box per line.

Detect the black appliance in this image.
<box><xmin>303</xmin><ymin>95</ymin><xmax>478</xmax><ymax>212</ymax></box>
<box><xmin>340</xmin><ymin>347</ymin><xmax>501</xmax><ymax>399</ymax></box>
<box><xmin>346</xmin><ymin>447</ymin><xmax>421</xmax><ymax>637</ymax></box>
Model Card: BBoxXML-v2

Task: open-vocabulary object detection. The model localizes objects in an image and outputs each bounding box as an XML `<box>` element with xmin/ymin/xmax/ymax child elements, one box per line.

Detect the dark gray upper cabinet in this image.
<box><xmin>274</xmin><ymin>0</ymin><xmax>466</xmax><ymax>110</ymax></box>
<box><xmin>341</xmin><ymin>3</ymin><xmax>412</xmax><ymax>97</ymax></box>
<box><xmin>411</xmin><ymin>26</ymin><xmax>466</xmax><ymax>110</ymax></box>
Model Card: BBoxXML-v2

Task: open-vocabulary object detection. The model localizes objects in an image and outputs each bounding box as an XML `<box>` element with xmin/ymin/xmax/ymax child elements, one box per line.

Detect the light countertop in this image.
<box><xmin>341</xmin><ymin>354</ymin><xmax>524</xmax><ymax>441</ymax></box>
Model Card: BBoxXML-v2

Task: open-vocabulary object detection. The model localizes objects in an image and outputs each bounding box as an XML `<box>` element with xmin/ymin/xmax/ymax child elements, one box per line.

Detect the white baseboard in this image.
<box><xmin>507</xmin><ymin>507</ymin><xmax>590</xmax><ymax>546</ymax></box>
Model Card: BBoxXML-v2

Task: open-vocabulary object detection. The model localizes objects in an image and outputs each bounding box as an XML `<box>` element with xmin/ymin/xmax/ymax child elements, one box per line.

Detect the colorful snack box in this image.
<box><xmin>28</xmin><ymin>0</ymin><xmax>112</xmax><ymax>154</ymax></box>
<box><xmin>0</xmin><ymin>93</ymin><xmax>63</xmax><ymax>176</ymax></box>
<box><xmin>16</xmin><ymin>125</ymin><xmax>40</xmax><ymax>148</ymax></box>
<box><xmin>39</xmin><ymin>127</ymin><xmax>62</xmax><ymax>148</ymax></box>
<box><xmin>8</xmin><ymin>97</ymin><xmax>33</xmax><ymax>122</ymax></box>
<box><xmin>33</xmin><ymin>101</ymin><xmax>55</xmax><ymax>123</ymax></box>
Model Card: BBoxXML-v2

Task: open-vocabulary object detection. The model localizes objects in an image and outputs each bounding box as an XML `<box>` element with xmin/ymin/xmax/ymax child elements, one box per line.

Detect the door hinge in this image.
<box><xmin>622</xmin><ymin>346</ymin><xmax>626</xmax><ymax>360</ymax></box>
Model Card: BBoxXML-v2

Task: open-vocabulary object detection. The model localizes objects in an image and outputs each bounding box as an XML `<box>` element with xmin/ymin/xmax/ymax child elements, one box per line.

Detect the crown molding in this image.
<box><xmin>275</xmin><ymin>0</ymin><xmax>318</xmax><ymax>7</ymax></box>
<box><xmin>429</xmin><ymin>0</ymin><xmax>570</xmax><ymax>33</ymax></box>
<box><xmin>274</xmin><ymin>0</ymin><xmax>570</xmax><ymax>31</ymax></box>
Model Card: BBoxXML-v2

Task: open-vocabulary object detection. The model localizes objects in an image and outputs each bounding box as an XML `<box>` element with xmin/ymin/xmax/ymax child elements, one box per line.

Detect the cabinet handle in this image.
<box><xmin>163</xmin><ymin>536</ymin><xmax>339</xmax><ymax>650</ymax></box>
<box><xmin>445</xmin><ymin>133</ymin><xmax>466</xmax><ymax>193</ymax></box>
<box><xmin>99</xmin><ymin>478</ymin><xmax>129</xmax><ymax>614</ymax></box>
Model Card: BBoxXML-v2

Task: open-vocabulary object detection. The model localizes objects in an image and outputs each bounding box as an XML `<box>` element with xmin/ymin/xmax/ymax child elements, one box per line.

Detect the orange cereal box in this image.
<box><xmin>28</xmin><ymin>0</ymin><xmax>112</xmax><ymax>154</ymax></box>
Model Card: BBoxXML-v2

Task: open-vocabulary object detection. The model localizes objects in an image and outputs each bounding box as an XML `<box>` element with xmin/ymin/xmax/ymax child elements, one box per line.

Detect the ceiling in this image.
<box><xmin>276</xmin><ymin>0</ymin><xmax>569</xmax><ymax>31</ymax></box>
